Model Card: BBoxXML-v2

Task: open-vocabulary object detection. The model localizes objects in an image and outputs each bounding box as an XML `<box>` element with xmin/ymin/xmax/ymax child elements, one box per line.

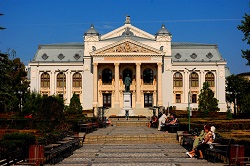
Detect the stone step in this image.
<box><xmin>48</xmin><ymin>127</ymin><xmax>224</xmax><ymax>166</ymax></box>
<box><xmin>54</xmin><ymin>144</ymin><xmax>224</xmax><ymax>166</ymax></box>
<box><xmin>83</xmin><ymin>126</ymin><xmax>177</xmax><ymax>144</ymax></box>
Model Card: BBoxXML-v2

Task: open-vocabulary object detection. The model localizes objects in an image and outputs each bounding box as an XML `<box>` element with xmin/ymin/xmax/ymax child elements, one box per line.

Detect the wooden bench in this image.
<box><xmin>205</xmin><ymin>138</ymin><xmax>232</xmax><ymax>164</ymax></box>
<box><xmin>79</xmin><ymin>123</ymin><xmax>93</xmax><ymax>133</ymax></box>
<box><xmin>44</xmin><ymin>138</ymin><xmax>80</xmax><ymax>164</ymax></box>
<box><xmin>230</xmin><ymin>157</ymin><xmax>250</xmax><ymax>166</ymax></box>
<box><xmin>169</xmin><ymin>124</ymin><xmax>180</xmax><ymax>133</ymax></box>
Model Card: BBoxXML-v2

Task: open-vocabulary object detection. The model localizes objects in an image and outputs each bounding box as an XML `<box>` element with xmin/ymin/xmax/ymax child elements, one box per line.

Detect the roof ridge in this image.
<box><xmin>172</xmin><ymin>42</ymin><xmax>217</xmax><ymax>46</ymax></box>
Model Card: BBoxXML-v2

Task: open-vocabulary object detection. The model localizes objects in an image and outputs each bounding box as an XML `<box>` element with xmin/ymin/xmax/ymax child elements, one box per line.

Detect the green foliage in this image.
<box><xmin>0</xmin><ymin>51</ymin><xmax>29</xmax><ymax>113</ymax></box>
<box><xmin>65</xmin><ymin>93</ymin><xmax>83</xmax><ymax>115</ymax></box>
<box><xmin>22</xmin><ymin>92</ymin><xmax>42</xmax><ymax>116</ymax></box>
<box><xmin>226</xmin><ymin>108</ymin><xmax>233</xmax><ymax>120</ymax></box>
<box><xmin>226</xmin><ymin>74</ymin><xmax>250</xmax><ymax>114</ymax></box>
<box><xmin>238</xmin><ymin>12</ymin><xmax>250</xmax><ymax>65</ymax></box>
<box><xmin>198</xmin><ymin>82</ymin><xmax>219</xmax><ymax>115</ymax></box>
<box><xmin>22</xmin><ymin>93</ymin><xmax>67</xmax><ymax>132</ymax></box>
<box><xmin>35</xmin><ymin>95</ymin><xmax>65</xmax><ymax>132</ymax></box>
<box><xmin>0</xmin><ymin>132</ymin><xmax>36</xmax><ymax>153</ymax></box>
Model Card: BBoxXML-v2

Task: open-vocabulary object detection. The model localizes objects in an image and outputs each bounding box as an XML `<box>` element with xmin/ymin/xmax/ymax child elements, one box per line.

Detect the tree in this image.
<box><xmin>65</xmin><ymin>93</ymin><xmax>83</xmax><ymax>115</ymax></box>
<box><xmin>22</xmin><ymin>92</ymin><xmax>42</xmax><ymax>116</ymax></box>
<box><xmin>226</xmin><ymin>74</ymin><xmax>250</xmax><ymax>115</ymax></box>
<box><xmin>35</xmin><ymin>95</ymin><xmax>65</xmax><ymax>132</ymax></box>
<box><xmin>0</xmin><ymin>50</ymin><xmax>29</xmax><ymax>113</ymax></box>
<box><xmin>198</xmin><ymin>82</ymin><xmax>219</xmax><ymax>116</ymax></box>
<box><xmin>238</xmin><ymin>12</ymin><xmax>250</xmax><ymax>65</ymax></box>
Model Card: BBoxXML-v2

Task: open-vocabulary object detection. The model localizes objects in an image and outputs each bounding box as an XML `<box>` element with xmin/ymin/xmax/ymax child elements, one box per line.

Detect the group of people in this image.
<box><xmin>149</xmin><ymin>112</ymin><xmax>178</xmax><ymax>131</ymax></box>
<box><xmin>186</xmin><ymin>125</ymin><xmax>216</xmax><ymax>159</ymax></box>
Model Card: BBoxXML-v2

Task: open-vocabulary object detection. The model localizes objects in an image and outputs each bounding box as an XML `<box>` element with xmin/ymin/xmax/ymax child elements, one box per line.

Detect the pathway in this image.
<box><xmin>46</xmin><ymin>126</ymin><xmax>225</xmax><ymax>166</ymax></box>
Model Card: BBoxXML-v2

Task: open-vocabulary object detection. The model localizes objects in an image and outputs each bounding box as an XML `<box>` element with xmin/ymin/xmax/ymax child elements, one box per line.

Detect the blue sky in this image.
<box><xmin>0</xmin><ymin>0</ymin><xmax>249</xmax><ymax>74</ymax></box>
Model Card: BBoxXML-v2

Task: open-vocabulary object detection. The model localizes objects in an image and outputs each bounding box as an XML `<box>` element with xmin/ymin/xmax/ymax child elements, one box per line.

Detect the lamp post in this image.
<box><xmin>185</xmin><ymin>67</ymin><xmax>196</xmax><ymax>131</ymax></box>
<box><xmin>227</xmin><ymin>91</ymin><xmax>239</xmax><ymax>116</ymax></box>
<box><xmin>18</xmin><ymin>90</ymin><xmax>23</xmax><ymax>115</ymax></box>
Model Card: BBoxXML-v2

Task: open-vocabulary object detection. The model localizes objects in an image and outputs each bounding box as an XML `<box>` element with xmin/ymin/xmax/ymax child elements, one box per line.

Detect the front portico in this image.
<box><xmin>91</xmin><ymin>39</ymin><xmax>164</xmax><ymax>111</ymax></box>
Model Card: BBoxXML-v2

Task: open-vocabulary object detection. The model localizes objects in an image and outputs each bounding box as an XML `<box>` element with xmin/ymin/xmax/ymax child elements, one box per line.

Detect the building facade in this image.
<box><xmin>28</xmin><ymin>16</ymin><xmax>229</xmax><ymax>116</ymax></box>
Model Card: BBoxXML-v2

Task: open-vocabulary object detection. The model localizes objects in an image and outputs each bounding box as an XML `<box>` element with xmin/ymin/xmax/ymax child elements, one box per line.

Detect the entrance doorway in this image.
<box><xmin>144</xmin><ymin>93</ymin><xmax>153</xmax><ymax>107</ymax></box>
<box><xmin>103</xmin><ymin>93</ymin><xmax>111</xmax><ymax>108</ymax></box>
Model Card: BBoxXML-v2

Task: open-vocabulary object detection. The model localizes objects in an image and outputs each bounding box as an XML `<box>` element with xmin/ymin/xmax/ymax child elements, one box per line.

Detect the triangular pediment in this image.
<box><xmin>91</xmin><ymin>38</ymin><xmax>163</xmax><ymax>55</ymax></box>
<box><xmin>101</xmin><ymin>24</ymin><xmax>155</xmax><ymax>41</ymax></box>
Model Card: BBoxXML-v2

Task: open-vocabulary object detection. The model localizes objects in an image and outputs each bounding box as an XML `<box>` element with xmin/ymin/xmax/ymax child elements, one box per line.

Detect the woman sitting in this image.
<box><xmin>164</xmin><ymin>113</ymin><xmax>178</xmax><ymax>132</ymax></box>
<box><xmin>186</xmin><ymin>125</ymin><xmax>213</xmax><ymax>159</ymax></box>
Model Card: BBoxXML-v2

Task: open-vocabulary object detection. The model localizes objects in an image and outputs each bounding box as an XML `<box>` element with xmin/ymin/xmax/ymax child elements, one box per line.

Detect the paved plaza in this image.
<box><xmin>47</xmin><ymin>126</ymin><xmax>225</xmax><ymax>166</ymax></box>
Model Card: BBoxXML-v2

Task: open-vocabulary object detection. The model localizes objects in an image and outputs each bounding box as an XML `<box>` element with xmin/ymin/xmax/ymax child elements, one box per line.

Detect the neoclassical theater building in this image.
<box><xmin>28</xmin><ymin>16</ymin><xmax>229</xmax><ymax>116</ymax></box>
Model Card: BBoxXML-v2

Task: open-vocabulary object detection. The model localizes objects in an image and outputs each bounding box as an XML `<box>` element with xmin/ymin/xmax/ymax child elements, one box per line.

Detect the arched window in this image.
<box><xmin>57</xmin><ymin>73</ymin><xmax>66</xmax><ymax>87</ymax></box>
<box><xmin>41</xmin><ymin>72</ymin><xmax>50</xmax><ymax>88</ymax></box>
<box><xmin>173</xmin><ymin>72</ymin><xmax>183</xmax><ymax>87</ymax></box>
<box><xmin>102</xmin><ymin>68</ymin><xmax>112</xmax><ymax>84</ymax></box>
<box><xmin>122</xmin><ymin>68</ymin><xmax>132</xmax><ymax>83</ymax></box>
<box><xmin>190</xmin><ymin>72</ymin><xmax>199</xmax><ymax>87</ymax></box>
<box><xmin>143</xmin><ymin>68</ymin><xmax>153</xmax><ymax>84</ymax></box>
<box><xmin>205</xmin><ymin>72</ymin><xmax>215</xmax><ymax>87</ymax></box>
<box><xmin>73</xmin><ymin>72</ymin><xmax>82</xmax><ymax>87</ymax></box>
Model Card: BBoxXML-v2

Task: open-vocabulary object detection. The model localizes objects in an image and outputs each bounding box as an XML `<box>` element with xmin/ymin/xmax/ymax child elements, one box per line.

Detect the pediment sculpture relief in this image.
<box><xmin>96</xmin><ymin>41</ymin><xmax>159</xmax><ymax>54</ymax></box>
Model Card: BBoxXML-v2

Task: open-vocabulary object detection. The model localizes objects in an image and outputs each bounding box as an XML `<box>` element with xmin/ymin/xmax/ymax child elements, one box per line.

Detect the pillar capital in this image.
<box><xmin>157</xmin><ymin>62</ymin><xmax>162</xmax><ymax>66</ymax></box>
<box><xmin>114</xmin><ymin>63</ymin><xmax>120</xmax><ymax>66</ymax></box>
<box><xmin>136</xmin><ymin>63</ymin><xmax>141</xmax><ymax>66</ymax></box>
<box><xmin>93</xmin><ymin>63</ymin><xmax>98</xmax><ymax>67</ymax></box>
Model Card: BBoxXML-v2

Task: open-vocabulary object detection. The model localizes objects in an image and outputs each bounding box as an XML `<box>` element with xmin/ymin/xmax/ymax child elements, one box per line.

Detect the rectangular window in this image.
<box><xmin>103</xmin><ymin>93</ymin><xmax>111</xmax><ymax>108</ymax></box>
<box><xmin>192</xmin><ymin>94</ymin><xmax>197</xmax><ymax>103</ymax></box>
<box><xmin>144</xmin><ymin>93</ymin><xmax>153</xmax><ymax>107</ymax></box>
<box><xmin>176</xmin><ymin>94</ymin><xmax>181</xmax><ymax>103</ymax></box>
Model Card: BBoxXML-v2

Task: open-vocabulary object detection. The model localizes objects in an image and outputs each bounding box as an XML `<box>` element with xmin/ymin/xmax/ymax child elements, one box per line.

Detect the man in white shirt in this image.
<box><xmin>157</xmin><ymin>113</ymin><xmax>167</xmax><ymax>131</ymax></box>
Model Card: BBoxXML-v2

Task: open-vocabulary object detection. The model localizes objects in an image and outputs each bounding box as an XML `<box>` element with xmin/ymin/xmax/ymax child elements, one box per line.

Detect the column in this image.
<box><xmin>114</xmin><ymin>63</ymin><xmax>120</xmax><ymax>108</ymax></box>
<box><xmin>200</xmin><ymin>70</ymin><xmax>205</xmax><ymax>88</ymax></box>
<box><xmin>66</xmin><ymin>71</ymin><xmax>71</xmax><ymax>104</ymax></box>
<box><xmin>184</xmin><ymin>70</ymin><xmax>189</xmax><ymax>103</ymax></box>
<box><xmin>50</xmin><ymin>70</ymin><xmax>55</xmax><ymax>96</ymax></box>
<box><xmin>157</xmin><ymin>63</ymin><xmax>163</xmax><ymax>106</ymax></box>
<box><xmin>136</xmin><ymin>63</ymin><xmax>141</xmax><ymax>108</ymax></box>
<box><xmin>93</xmin><ymin>63</ymin><xmax>98</xmax><ymax>107</ymax></box>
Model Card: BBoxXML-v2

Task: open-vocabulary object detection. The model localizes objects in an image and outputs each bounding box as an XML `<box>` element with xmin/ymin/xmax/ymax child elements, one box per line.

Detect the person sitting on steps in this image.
<box><xmin>186</xmin><ymin>125</ymin><xmax>214</xmax><ymax>159</ymax></box>
<box><xmin>157</xmin><ymin>113</ymin><xmax>168</xmax><ymax>131</ymax></box>
<box><xmin>164</xmin><ymin>113</ymin><xmax>178</xmax><ymax>132</ymax></box>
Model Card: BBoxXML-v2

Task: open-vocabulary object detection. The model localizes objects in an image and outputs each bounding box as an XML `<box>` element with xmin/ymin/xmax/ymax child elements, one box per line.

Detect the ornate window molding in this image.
<box><xmin>205</xmin><ymin>72</ymin><xmax>215</xmax><ymax>87</ymax></box>
<box><xmin>173</xmin><ymin>72</ymin><xmax>183</xmax><ymax>87</ymax></box>
<box><xmin>41</xmin><ymin>72</ymin><xmax>50</xmax><ymax>88</ymax></box>
<box><xmin>73</xmin><ymin>72</ymin><xmax>82</xmax><ymax>87</ymax></box>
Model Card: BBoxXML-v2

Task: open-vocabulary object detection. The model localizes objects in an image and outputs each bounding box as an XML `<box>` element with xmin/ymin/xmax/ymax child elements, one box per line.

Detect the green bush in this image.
<box><xmin>0</xmin><ymin>132</ymin><xmax>36</xmax><ymax>154</ymax></box>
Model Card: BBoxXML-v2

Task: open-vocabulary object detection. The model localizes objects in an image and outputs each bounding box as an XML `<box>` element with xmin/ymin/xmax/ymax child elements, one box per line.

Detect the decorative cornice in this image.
<box><xmin>91</xmin><ymin>38</ymin><xmax>163</xmax><ymax>56</ymax></box>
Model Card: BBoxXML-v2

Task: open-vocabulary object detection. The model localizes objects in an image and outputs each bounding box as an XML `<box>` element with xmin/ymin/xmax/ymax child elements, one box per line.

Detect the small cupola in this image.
<box><xmin>84</xmin><ymin>24</ymin><xmax>99</xmax><ymax>36</ymax></box>
<box><xmin>155</xmin><ymin>24</ymin><xmax>171</xmax><ymax>36</ymax></box>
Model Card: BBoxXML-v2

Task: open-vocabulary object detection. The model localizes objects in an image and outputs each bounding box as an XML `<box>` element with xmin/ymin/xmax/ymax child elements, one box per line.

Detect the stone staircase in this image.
<box><xmin>108</xmin><ymin>116</ymin><xmax>149</xmax><ymax>127</ymax></box>
<box><xmin>104</xmin><ymin>108</ymin><xmax>153</xmax><ymax>117</ymax></box>
<box><xmin>53</xmin><ymin>126</ymin><xmax>225</xmax><ymax>166</ymax></box>
<box><xmin>83</xmin><ymin>126</ymin><xmax>176</xmax><ymax>144</ymax></box>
